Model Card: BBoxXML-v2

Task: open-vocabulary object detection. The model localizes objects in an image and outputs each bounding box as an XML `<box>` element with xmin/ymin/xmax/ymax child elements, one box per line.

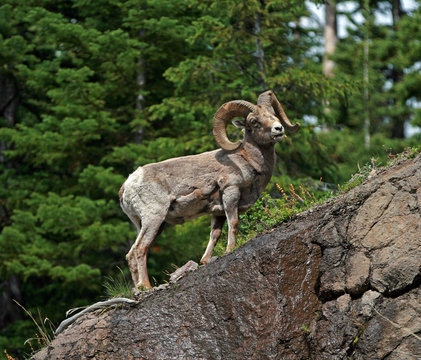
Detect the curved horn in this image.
<box><xmin>261</xmin><ymin>90</ymin><xmax>300</xmax><ymax>134</ymax></box>
<box><xmin>213</xmin><ymin>100</ymin><xmax>256</xmax><ymax>151</ymax></box>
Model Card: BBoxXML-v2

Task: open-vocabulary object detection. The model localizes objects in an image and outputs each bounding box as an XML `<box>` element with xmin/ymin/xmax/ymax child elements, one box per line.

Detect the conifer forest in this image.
<box><xmin>0</xmin><ymin>0</ymin><xmax>420</xmax><ymax>357</ymax></box>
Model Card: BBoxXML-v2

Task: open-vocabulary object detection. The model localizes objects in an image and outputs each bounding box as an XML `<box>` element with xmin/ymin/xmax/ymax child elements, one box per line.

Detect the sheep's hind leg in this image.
<box><xmin>125</xmin><ymin>215</ymin><xmax>141</xmax><ymax>286</ymax></box>
<box><xmin>126</xmin><ymin>238</ymin><xmax>140</xmax><ymax>286</ymax></box>
<box><xmin>200</xmin><ymin>215</ymin><xmax>226</xmax><ymax>265</ymax></box>
<box><xmin>130</xmin><ymin>213</ymin><xmax>167</xmax><ymax>290</ymax></box>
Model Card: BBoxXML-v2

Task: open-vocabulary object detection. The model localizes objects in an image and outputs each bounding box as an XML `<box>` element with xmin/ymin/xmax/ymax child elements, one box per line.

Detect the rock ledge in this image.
<box><xmin>34</xmin><ymin>154</ymin><xmax>421</xmax><ymax>360</ymax></box>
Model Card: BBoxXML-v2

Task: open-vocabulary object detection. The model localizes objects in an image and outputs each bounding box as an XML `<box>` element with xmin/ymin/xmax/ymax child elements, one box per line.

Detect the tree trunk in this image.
<box><xmin>363</xmin><ymin>0</ymin><xmax>370</xmax><ymax>149</ymax></box>
<box><xmin>390</xmin><ymin>0</ymin><xmax>405</xmax><ymax>139</ymax></box>
<box><xmin>0</xmin><ymin>73</ymin><xmax>23</xmax><ymax>333</ymax></box>
<box><xmin>134</xmin><ymin>30</ymin><xmax>146</xmax><ymax>144</ymax></box>
<box><xmin>322</xmin><ymin>0</ymin><xmax>337</xmax><ymax>131</ymax></box>
<box><xmin>323</xmin><ymin>0</ymin><xmax>337</xmax><ymax>79</ymax></box>
<box><xmin>0</xmin><ymin>72</ymin><xmax>18</xmax><ymax>229</ymax></box>
<box><xmin>0</xmin><ymin>72</ymin><xmax>18</xmax><ymax>164</ymax></box>
<box><xmin>34</xmin><ymin>153</ymin><xmax>421</xmax><ymax>360</ymax></box>
<box><xmin>254</xmin><ymin>1</ymin><xmax>266</xmax><ymax>89</ymax></box>
<box><xmin>392</xmin><ymin>0</ymin><xmax>403</xmax><ymax>25</ymax></box>
<box><xmin>0</xmin><ymin>276</ymin><xmax>23</xmax><ymax>331</ymax></box>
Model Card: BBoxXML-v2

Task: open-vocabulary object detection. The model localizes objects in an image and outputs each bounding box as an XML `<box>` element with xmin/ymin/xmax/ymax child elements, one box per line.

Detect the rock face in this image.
<box><xmin>34</xmin><ymin>154</ymin><xmax>421</xmax><ymax>360</ymax></box>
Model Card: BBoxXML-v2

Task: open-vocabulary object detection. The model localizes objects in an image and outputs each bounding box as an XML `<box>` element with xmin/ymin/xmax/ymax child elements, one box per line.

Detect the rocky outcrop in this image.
<box><xmin>309</xmin><ymin>153</ymin><xmax>420</xmax><ymax>360</ymax></box>
<box><xmin>34</xmin><ymin>154</ymin><xmax>421</xmax><ymax>360</ymax></box>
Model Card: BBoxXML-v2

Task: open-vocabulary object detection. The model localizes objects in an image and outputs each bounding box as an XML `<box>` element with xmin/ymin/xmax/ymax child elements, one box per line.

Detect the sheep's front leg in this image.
<box><xmin>201</xmin><ymin>215</ymin><xmax>226</xmax><ymax>265</ymax></box>
<box><xmin>222</xmin><ymin>186</ymin><xmax>240</xmax><ymax>253</ymax></box>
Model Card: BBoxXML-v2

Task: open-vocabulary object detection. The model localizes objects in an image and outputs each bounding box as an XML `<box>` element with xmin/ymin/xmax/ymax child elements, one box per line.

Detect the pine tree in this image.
<box><xmin>322</xmin><ymin>0</ymin><xmax>420</xmax><ymax>180</ymax></box>
<box><xmin>0</xmin><ymin>0</ymin><xmax>140</xmax><ymax>354</ymax></box>
<box><xmin>333</xmin><ymin>0</ymin><xmax>420</xmax><ymax>140</ymax></box>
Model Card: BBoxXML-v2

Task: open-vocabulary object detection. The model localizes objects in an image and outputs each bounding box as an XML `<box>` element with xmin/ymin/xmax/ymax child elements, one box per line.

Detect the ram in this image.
<box><xmin>120</xmin><ymin>90</ymin><xmax>300</xmax><ymax>289</ymax></box>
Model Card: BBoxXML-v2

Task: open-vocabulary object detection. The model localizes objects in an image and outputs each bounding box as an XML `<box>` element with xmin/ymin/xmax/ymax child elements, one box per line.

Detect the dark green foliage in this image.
<box><xmin>214</xmin><ymin>183</ymin><xmax>333</xmax><ymax>256</ymax></box>
<box><xmin>333</xmin><ymin>1</ymin><xmax>421</xmax><ymax>140</ymax></box>
<box><xmin>339</xmin><ymin>145</ymin><xmax>421</xmax><ymax>193</ymax></box>
<box><xmin>0</xmin><ymin>0</ymin><xmax>139</xmax><ymax>356</ymax></box>
<box><xmin>319</xmin><ymin>129</ymin><xmax>409</xmax><ymax>184</ymax></box>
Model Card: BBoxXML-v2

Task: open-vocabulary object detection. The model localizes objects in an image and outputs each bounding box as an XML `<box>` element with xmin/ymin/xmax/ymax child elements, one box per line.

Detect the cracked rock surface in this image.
<box><xmin>33</xmin><ymin>154</ymin><xmax>420</xmax><ymax>360</ymax></box>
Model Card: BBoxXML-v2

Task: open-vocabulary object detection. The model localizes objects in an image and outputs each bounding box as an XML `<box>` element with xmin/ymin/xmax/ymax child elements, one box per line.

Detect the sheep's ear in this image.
<box><xmin>232</xmin><ymin>118</ymin><xmax>246</xmax><ymax>129</ymax></box>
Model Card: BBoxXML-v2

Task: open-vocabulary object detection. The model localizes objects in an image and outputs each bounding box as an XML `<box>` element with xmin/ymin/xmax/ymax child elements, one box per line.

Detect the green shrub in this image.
<box><xmin>213</xmin><ymin>183</ymin><xmax>333</xmax><ymax>256</ymax></box>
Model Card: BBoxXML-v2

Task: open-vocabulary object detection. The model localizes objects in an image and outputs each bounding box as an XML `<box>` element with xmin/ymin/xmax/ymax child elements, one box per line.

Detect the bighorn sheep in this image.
<box><xmin>120</xmin><ymin>90</ymin><xmax>300</xmax><ymax>289</ymax></box>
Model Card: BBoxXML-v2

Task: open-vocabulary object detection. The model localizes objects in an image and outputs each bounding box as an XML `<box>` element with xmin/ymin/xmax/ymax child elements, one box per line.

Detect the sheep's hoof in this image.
<box><xmin>200</xmin><ymin>256</ymin><xmax>217</xmax><ymax>265</ymax></box>
<box><xmin>136</xmin><ymin>283</ymin><xmax>152</xmax><ymax>291</ymax></box>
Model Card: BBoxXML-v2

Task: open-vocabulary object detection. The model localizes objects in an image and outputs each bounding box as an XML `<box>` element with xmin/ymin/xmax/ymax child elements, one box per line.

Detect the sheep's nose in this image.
<box><xmin>274</xmin><ymin>126</ymin><xmax>284</xmax><ymax>133</ymax></box>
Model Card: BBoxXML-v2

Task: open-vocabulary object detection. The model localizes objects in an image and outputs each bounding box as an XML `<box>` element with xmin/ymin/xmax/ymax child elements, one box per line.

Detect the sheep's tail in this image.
<box><xmin>119</xmin><ymin>183</ymin><xmax>125</xmax><ymax>204</ymax></box>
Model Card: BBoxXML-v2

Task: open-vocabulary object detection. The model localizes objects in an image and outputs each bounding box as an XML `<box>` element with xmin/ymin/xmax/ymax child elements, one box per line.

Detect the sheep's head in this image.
<box><xmin>213</xmin><ymin>90</ymin><xmax>300</xmax><ymax>151</ymax></box>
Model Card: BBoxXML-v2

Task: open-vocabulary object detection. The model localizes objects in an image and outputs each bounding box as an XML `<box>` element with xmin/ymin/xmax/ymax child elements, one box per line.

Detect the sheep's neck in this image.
<box><xmin>240</xmin><ymin>135</ymin><xmax>276</xmax><ymax>176</ymax></box>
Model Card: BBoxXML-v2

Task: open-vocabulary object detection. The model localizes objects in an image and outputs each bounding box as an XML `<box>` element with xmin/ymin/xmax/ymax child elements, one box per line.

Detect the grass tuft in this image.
<box><xmin>12</xmin><ymin>300</ymin><xmax>55</xmax><ymax>354</ymax></box>
<box><xmin>4</xmin><ymin>349</ymin><xmax>17</xmax><ymax>360</ymax></box>
<box><xmin>103</xmin><ymin>266</ymin><xmax>134</xmax><ymax>299</ymax></box>
<box><xmin>339</xmin><ymin>146</ymin><xmax>420</xmax><ymax>193</ymax></box>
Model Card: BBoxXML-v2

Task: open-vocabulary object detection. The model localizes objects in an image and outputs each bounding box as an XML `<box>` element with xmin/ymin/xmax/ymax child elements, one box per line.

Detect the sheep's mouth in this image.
<box><xmin>272</xmin><ymin>134</ymin><xmax>285</xmax><ymax>141</ymax></box>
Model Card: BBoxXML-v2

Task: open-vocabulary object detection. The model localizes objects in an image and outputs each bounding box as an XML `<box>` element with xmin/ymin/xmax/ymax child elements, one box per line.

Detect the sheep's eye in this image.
<box><xmin>250</xmin><ymin>118</ymin><xmax>259</xmax><ymax>128</ymax></box>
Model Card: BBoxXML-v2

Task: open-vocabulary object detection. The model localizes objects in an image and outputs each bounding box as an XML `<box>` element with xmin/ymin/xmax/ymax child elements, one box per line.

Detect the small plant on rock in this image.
<box><xmin>12</xmin><ymin>300</ymin><xmax>55</xmax><ymax>355</ymax></box>
<box><xmin>213</xmin><ymin>182</ymin><xmax>331</xmax><ymax>255</ymax></box>
<box><xmin>103</xmin><ymin>266</ymin><xmax>134</xmax><ymax>299</ymax></box>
